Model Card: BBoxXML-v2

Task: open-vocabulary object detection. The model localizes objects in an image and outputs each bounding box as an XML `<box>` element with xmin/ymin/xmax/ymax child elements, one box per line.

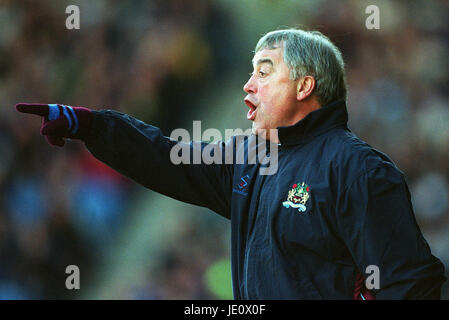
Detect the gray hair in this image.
<box><xmin>255</xmin><ymin>29</ymin><xmax>347</xmax><ymax>106</ymax></box>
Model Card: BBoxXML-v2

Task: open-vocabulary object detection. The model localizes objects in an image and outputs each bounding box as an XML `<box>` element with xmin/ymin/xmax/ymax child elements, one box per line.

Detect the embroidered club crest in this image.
<box><xmin>282</xmin><ymin>182</ymin><xmax>310</xmax><ymax>212</ymax></box>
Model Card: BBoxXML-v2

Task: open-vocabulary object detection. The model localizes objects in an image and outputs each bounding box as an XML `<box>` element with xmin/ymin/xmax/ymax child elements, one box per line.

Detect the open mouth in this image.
<box><xmin>245</xmin><ymin>99</ymin><xmax>257</xmax><ymax>121</ymax></box>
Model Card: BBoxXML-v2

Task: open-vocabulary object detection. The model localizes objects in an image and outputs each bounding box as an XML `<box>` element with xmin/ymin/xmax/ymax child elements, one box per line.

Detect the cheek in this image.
<box><xmin>258</xmin><ymin>85</ymin><xmax>269</xmax><ymax>101</ymax></box>
<box><xmin>259</xmin><ymin>82</ymin><xmax>287</xmax><ymax>104</ymax></box>
<box><xmin>259</xmin><ymin>85</ymin><xmax>283</xmax><ymax>110</ymax></box>
<box><xmin>258</xmin><ymin>86</ymin><xmax>277</xmax><ymax>111</ymax></box>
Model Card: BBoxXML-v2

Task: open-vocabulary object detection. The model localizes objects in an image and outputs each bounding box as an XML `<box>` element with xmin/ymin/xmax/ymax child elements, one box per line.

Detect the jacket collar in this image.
<box><xmin>277</xmin><ymin>99</ymin><xmax>348</xmax><ymax>147</ymax></box>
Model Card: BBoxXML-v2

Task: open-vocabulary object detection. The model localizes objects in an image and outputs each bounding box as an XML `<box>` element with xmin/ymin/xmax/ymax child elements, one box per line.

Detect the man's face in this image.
<box><xmin>243</xmin><ymin>46</ymin><xmax>299</xmax><ymax>140</ymax></box>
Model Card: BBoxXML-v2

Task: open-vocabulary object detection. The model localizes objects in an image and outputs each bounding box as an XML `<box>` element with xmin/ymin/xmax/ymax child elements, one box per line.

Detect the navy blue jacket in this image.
<box><xmin>83</xmin><ymin>100</ymin><xmax>446</xmax><ymax>299</ymax></box>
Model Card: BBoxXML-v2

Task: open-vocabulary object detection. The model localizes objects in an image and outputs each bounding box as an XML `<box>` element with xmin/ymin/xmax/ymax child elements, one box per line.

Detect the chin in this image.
<box><xmin>251</xmin><ymin>126</ymin><xmax>258</xmax><ymax>135</ymax></box>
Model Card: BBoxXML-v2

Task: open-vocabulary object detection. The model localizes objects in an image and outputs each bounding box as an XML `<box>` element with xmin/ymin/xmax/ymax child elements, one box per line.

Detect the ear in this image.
<box><xmin>296</xmin><ymin>76</ymin><xmax>316</xmax><ymax>101</ymax></box>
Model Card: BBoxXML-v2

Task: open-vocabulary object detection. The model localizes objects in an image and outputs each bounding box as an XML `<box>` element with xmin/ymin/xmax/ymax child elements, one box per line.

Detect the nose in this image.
<box><xmin>243</xmin><ymin>74</ymin><xmax>257</xmax><ymax>94</ymax></box>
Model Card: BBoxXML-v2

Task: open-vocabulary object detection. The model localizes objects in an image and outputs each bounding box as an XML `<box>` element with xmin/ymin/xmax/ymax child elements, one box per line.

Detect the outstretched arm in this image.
<box><xmin>16</xmin><ymin>103</ymin><xmax>234</xmax><ymax>219</ymax></box>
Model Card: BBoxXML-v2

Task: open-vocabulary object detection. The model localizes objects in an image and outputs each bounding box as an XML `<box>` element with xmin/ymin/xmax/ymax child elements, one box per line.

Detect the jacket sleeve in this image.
<box><xmin>82</xmin><ymin>109</ymin><xmax>234</xmax><ymax>219</ymax></box>
<box><xmin>336</xmin><ymin>164</ymin><xmax>446</xmax><ymax>299</ymax></box>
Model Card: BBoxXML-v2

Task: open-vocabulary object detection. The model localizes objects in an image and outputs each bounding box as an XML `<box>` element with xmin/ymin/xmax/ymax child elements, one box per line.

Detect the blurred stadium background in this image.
<box><xmin>0</xmin><ymin>0</ymin><xmax>448</xmax><ymax>299</ymax></box>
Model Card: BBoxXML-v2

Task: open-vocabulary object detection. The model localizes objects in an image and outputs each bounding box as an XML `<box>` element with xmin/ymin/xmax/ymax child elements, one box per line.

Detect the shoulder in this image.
<box><xmin>325</xmin><ymin>128</ymin><xmax>404</xmax><ymax>189</ymax></box>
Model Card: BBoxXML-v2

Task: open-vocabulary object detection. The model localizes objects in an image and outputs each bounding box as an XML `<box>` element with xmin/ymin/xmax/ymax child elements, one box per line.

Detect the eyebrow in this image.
<box><xmin>252</xmin><ymin>58</ymin><xmax>274</xmax><ymax>68</ymax></box>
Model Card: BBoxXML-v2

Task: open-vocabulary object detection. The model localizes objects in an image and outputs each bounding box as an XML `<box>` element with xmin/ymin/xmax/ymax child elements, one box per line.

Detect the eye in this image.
<box><xmin>249</xmin><ymin>69</ymin><xmax>269</xmax><ymax>78</ymax></box>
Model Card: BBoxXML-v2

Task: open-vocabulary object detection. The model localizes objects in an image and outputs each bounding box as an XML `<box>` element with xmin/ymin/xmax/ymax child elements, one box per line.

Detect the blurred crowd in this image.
<box><xmin>0</xmin><ymin>0</ymin><xmax>448</xmax><ymax>299</ymax></box>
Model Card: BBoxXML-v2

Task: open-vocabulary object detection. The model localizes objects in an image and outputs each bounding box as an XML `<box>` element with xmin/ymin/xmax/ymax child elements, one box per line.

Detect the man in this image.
<box><xmin>16</xmin><ymin>29</ymin><xmax>446</xmax><ymax>299</ymax></box>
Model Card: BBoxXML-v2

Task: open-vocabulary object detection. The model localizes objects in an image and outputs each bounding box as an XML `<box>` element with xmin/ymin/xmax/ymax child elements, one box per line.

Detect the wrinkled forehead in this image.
<box><xmin>251</xmin><ymin>45</ymin><xmax>284</xmax><ymax>68</ymax></box>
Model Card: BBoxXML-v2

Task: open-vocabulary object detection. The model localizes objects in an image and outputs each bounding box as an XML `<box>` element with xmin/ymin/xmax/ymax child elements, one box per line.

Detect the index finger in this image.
<box><xmin>15</xmin><ymin>103</ymin><xmax>50</xmax><ymax>117</ymax></box>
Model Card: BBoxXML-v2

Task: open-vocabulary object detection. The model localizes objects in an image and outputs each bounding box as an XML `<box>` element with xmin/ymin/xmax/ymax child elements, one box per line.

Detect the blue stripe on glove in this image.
<box><xmin>66</xmin><ymin>105</ymin><xmax>79</xmax><ymax>135</ymax></box>
<box><xmin>49</xmin><ymin>104</ymin><xmax>80</xmax><ymax>135</ymax></box>
<box><xmin>48</xmin><ymin>104</ymin><xmax>60</xmax><ymax>121</ymax></box>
